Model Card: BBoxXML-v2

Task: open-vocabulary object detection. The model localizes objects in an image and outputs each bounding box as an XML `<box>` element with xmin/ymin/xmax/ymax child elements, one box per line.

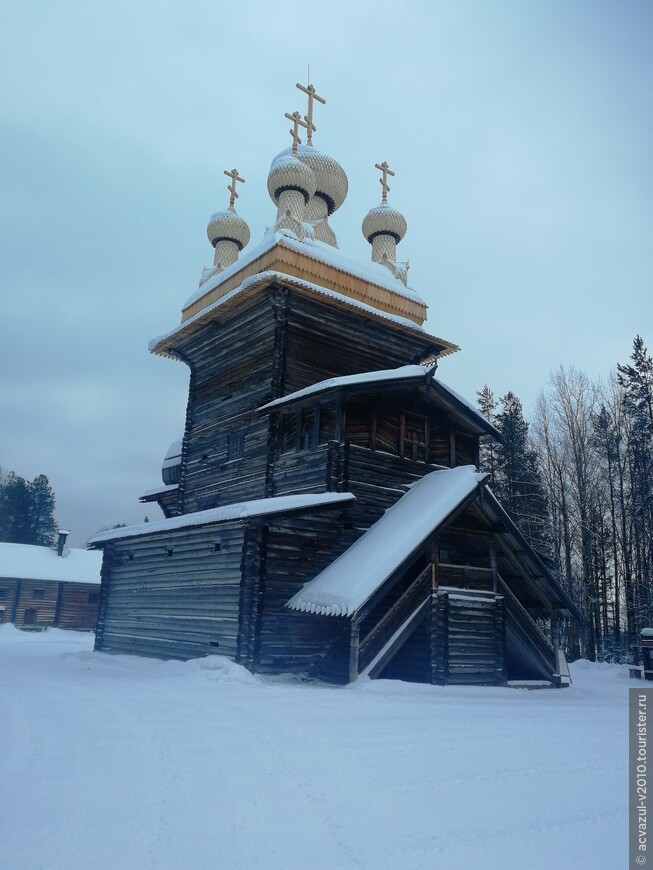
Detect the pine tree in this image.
<box><xmin>617</xmin><ymin>336</ymin><xmax>653</xmax><ymax>639</ymax></box>
<box><xmin>28</xmin><ymin>475</ymin><xmax>57</xmax><ymax>547</ymax></box>
<box><xmin>493</xmin><ymin>392</ymin><xmax>551</xmax><ymax>557</ymax></box>
<box><xmin>476</xmin><ymin>385</ymin><xmax>498</xmax><ymax>482</ymax></box>
<box><xmin>0</xmin><ymin>471</ymin><xmax>57</xmax><ymax>546</ymax></box>
<box><xmin>0</xmin><ymin>472</ymin><xmax>32</xmax><ymax>543</ymax></box>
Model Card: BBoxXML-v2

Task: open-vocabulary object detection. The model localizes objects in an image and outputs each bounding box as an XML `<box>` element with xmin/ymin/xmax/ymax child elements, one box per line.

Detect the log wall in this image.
<box><xmin>11</xmin><ymin>579</ymin><xmax>58</xmax><ymax>627</ymax></box>
<box><xmin>253</xmin><ymin>512</ymin><xmax>360</xmax><ymax>675</ymax></box>
<box><xmin>57</xmin><ymin>583</ymin><xmax>100</xmax><ymax>631</ymax></box>
<box><xmin>0</xmin><ymin>579</ymin><xmax>19</xmax><ymax>623</ymax></box>
<box><xmin>178</xmin><ymin>296</ymin><xmax>280</xmax><ymax>515</ymax></box>
<box><xmin>283</xmin><ymin>294</ymin><xmax>438</xmax><ymax>393</ymax></box>
<box><xmin>94</xmin><ymin>522</ymin><xmax>246</xmax><ymax>660</ymax></box>
<box><xmin>431</xmin><ymin>590</ymin><xmax>506</xmax><ymax>686</ymax></box>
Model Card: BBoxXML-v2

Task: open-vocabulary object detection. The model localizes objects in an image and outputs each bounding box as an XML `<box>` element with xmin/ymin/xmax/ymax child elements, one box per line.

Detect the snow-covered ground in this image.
<box><xmin>1</xmin><ymin>625</ymin><xmax>625</xmax><ymax>870</ymax></box>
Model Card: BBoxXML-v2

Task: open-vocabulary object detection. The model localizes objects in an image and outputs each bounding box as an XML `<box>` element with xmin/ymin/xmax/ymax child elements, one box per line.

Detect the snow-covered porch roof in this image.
<box><xmin>287</xmin><ymin>466</ymin><xmax>488</xmax><ymax>616</ymax></box>
<box><xmin>258</xmin><ymin>364</ymin><xmax>500</xmax><ymax>440</ymax></box>
<box><xmin>286</xmin><ymin>465</ymin><xmax>581</xmax><ymax>622</ymax></box>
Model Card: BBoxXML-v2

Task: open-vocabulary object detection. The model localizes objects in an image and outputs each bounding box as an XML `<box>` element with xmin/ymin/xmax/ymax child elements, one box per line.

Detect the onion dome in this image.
<box><xmin>362</xmin><ymin>202</ymin><xmax>407</xmax><ymax>244</ymax></box>
<box><xmin>272</xmin><ymin>144</ymin><xmax>348</xmax><ymax>214</ymax></box>
<box><xmin>267</xmin><ymin>153</ymin><xmax>317</xmax><ymax>205</ymax></box>
<box><xmin>206</xmin><ymin>206</ymin><xmax>250</xmax><ymax>250</ymax></box>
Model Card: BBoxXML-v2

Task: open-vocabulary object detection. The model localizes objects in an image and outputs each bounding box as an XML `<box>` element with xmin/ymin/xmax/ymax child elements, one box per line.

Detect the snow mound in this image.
<box><xmin>190</xmin><ymin>655</ymin><xmax>260</xmax><ymax>685</ymax></box>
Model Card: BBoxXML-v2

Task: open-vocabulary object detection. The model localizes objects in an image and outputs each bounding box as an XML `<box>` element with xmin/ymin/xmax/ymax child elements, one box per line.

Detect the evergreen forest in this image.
<box><xmin>478</xmin><ymin>335</ymin><xmax>653</xmax><ymax>662</ymax></box>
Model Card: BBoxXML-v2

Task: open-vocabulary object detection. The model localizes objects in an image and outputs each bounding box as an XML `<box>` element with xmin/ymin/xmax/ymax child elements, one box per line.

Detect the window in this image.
<box><xmin>300</xmin><ymin>408</ymin><xmax>317</xmax><ymax>450</ymax></box>
<box><xmin>0</xmin><ymin>589</ymin><xmax>7</xmax><ymax>599</ymax></box>
<box><xmin>281</xmin><ymin>413</ymin><xmax>297</xmax><ymax>453</ymax></box>
<box><xmin>403</xmin><ymin>415</ymin><xmax>427</xmax><ymax>462</ymax></box>
<box><xmin>227</xmin><ymin>431</ymin><xmax>244</xmax><ymax>460</ymax></box>
<box><xmin>88</xmin><ymin>592</ymin><xmax>99</xmax><ymax>604</ymax></box>
<box><xmin>33</xmin><ymin>588</ymin><xmax>45</xmax><ymax>600</ymax></box>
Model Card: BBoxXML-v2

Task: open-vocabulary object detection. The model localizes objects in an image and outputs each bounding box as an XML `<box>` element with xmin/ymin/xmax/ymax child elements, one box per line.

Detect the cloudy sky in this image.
<box><xmin>1</xmin><ymin>1</ymin><xmax>651</xmax><ymax>546</ymax></box>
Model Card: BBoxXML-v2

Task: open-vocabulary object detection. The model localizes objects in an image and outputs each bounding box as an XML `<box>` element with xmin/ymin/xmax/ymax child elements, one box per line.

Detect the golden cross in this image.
<box><xmin>296</xmin><ymin>80</ymin><xmax>325</xmax><ymax>147</ymax></box>
<box><xmin>284</xmin><ymin>110</ymin><xmax>309</xmax><ymax>155</ymax></box>
<box><xmin>375</xmin><ymin>161</ymin><xmax>395</xmax><ymax>204</ymax></box>
<box><xmin>224</xmin><ymin>168</ymin><xmax>245</xmax><ymax>209</ymax></box>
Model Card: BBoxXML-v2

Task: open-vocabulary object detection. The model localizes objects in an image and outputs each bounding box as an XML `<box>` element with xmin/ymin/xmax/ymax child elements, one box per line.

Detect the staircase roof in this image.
<box><xmin>287</xmin><ymin>466</ymin><xmax>487</xmax><ymax>616</ymax></box>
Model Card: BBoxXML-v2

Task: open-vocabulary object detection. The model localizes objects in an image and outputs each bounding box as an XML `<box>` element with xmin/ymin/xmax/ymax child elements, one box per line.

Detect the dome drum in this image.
<box><xmin>209</xmin><ymin>234</ymin><xmax>247</xmax><ymax>251</ymax></box>
<box><xmin>270</xmin><ymin>183</ymin><xmax>313</xmax><ymax>206</ymax></box>
<box><xmin>365</xmin><ymin>228</ymin><xmax>403</xmax><ymax>245</ymax></box>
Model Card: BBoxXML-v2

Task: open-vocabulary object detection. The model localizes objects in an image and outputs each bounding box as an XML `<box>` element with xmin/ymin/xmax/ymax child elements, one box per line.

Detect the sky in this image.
<box><xmin>1</xmin><ymin>1</ymin><xmax>651</xmax><ymax>546</ymax></box>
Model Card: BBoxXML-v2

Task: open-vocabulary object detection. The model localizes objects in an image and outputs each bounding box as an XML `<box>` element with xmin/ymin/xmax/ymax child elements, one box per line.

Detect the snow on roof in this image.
<box><xmin>163</xmin><ymin>438</ymin><xmax>182</xmax><ymax>461</ymax></box>
<box><xmin>259</xmin><ymin>364</ymin><xmax>432</xmax><ymax>411</ymax></box>
<box><xmin>140</xmin><ymin>483</ymin><xmax>179</xmax><ymax>499</ymax></box>
<box><xmin>162</xmin><ymin>438</ymin><xmax>183</xmax><ymax>471</ymax></box>
<box><xmin>0</xmin><ymin>543</ymin><xmax>102</xmax><ymax>585</ymax></box>
<box><xmin>150</xmin><ymin>270</ymin><xmax>434</xmax><ymax>355</ymax></box>
<box><xmin>89</xmin><ymin>492</ymin><xmax>356</xmax><ymax>546</ymax></box>
<box><xmin>183</xmin><ymin>228</ymin><xmax>423</xmax><ymax>312</ymax></box>
<box><xmin>287</xmin><ymin>466</ymin><xmax>487</xmax><ymax>617</ymax></box>
<box><xmin>257</xmin><ymin>364</ymin><xmax>498</xmax><ymax>437</ymax></box>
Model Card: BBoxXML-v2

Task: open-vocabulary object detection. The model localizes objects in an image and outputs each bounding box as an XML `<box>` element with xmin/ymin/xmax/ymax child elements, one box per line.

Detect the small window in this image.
<box><xmin>403</xmin><ymin>416</ymin><xmax>427</xmax><ymax>462</ymax></box>
<box><xmin>166</xmin><ymin>548</ymin><xmax>174</xmax><ymax>558</ymax></box>
<box><xmin>227</xmin><ymin>432</ymin><xmax>244</xmax><ymax>460</ymax></box>
<box><xmin>88</xmin><ymin>592</ymin><xmax>99</xmax><ymax>604</ymax></box>
<box><xmin>213</xmin><ymin>542</ymin><xmax>222</xmax><ymax>553</ymax></box>
<box><xmin>0</xmin><ymin>589</ymin><xmax>7</xmax><ymax>599</ymax></box>
<box><xmin>33</xmin><ymin>588</ymin><xmax>45</xmax><ymax>600</ymax></box>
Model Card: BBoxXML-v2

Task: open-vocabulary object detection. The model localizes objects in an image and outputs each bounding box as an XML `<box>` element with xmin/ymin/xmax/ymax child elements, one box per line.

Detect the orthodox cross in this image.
<box><xmin>224</xmin><ymin>168</ymin><xmax>245</xmax><ymax>209</ymax></box>
<box><xmin>296</xmin><ymin>80</ymin><xmax>325</xmax><ymax>147</ymax></box>
<box><xmin>375</xmin><ymin>161</ymin><xmax>395</xmax><ymax>204</ymax></box>
<box><xmin>284</xmin><ymin>110</ymin><xmax>309</xmax><ymax>155</ymax></box>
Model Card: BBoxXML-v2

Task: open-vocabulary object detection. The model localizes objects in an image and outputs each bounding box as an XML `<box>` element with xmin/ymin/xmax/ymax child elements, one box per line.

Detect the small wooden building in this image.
<box><xmin>90</xmin><ymin>84</ymin><xmax>581</xmax><ymax>686</ymax></box>
<box><xmin>0</xmin><ymin>539</ymin><xmax>102</xmax><ymax>631</ymax></box>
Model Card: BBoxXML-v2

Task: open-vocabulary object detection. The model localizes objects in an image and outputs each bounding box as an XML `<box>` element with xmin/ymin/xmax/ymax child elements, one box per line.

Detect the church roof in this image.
<box><xmin>88</xmin><ymin>492</ymin><xmax>356</xmax><ymax>546</ymax></box>
<box><xmin>0</xmin><ymin>543</ymin><xmax>102</xmax><ymax>585</ymax></box>
<box><xmin>258</xmin><ymin>364</ymin><xmax>501</xmax><ymax>439</ymax></box>
<box><xmin>182</xmin><ymin>229</ymin><xmax>426</xmax><ymax>320</ymax></box>
<box><xmin>149</xmin><ymin>268</ymin><xmax>457</xmax><ymax>360</ymax></box>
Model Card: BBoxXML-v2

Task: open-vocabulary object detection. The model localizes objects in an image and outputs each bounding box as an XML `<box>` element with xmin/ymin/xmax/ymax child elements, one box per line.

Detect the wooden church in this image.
<box><xmin>90</xmin><ymin>82</ymin><xmax>581</xmax><ymax>687</ymax></box>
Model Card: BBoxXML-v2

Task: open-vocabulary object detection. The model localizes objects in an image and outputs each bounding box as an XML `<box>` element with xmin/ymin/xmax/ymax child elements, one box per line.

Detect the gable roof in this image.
<box><xmin>258</xmin><ymin>364</ymin><xmax>500</xmax><ymax>439</ymax></box>
<box><xmin>286</xmin><ymin>466</ymin><xmax>581</xmax><ymax>622</ymax></box>
<box><xmin>0</xmin><ymin>543</ymin><xmax>102</xmax><ymax>585</ymax></box>
<box><xmin>287</xmin><ymin>466</ymin><xmax>487</xmax><ymax>616</ymax></box>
